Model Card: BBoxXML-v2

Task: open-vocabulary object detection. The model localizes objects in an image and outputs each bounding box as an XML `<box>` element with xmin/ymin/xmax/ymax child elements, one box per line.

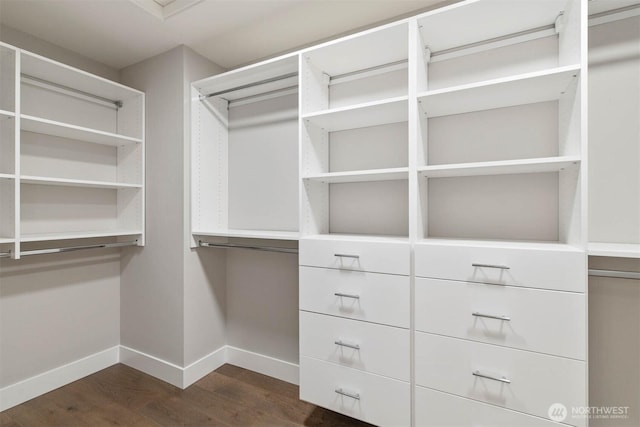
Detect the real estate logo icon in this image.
<box><xmin>548</xmin><ymin>403</ymin><xmax>568</xmax><ymax>422</ymax></box>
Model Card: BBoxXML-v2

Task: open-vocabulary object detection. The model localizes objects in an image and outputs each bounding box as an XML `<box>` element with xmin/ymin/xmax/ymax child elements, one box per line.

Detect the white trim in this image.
<box><xmin>0</xmin><ymin>346</ymin><xmax>119</xmax><ymax>411</ymax></box>
<box><xmin>118</xmin><ymin>345</ymin><xmax>184</xmax><ymax>388</ymax></box>
<box><xmin>226</xmin><ymin>346</ymin><xmax>299</xmax><ymax>385</ymax></box>
<box><xmin>182</xmin><ymin>346</ymin><xmax>227</xmax><ymax>388</ymax></box>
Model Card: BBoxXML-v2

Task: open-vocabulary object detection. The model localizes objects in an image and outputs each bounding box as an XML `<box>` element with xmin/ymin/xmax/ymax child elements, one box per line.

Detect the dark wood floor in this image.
<box><xmin>1</xmin><ymin>364</ymin><xmax>372</xmax><ymax>426</ymax></box>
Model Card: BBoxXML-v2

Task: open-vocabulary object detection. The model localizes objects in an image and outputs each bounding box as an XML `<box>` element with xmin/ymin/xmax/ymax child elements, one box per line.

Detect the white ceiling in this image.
<box><xmin>0</xmin><ymin>0</ymin><xmax>447</xmax><ymax>71</ymax></box>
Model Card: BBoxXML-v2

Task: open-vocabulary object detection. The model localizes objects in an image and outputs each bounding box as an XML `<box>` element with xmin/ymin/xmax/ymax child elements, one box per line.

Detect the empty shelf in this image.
<box><xmin>419</xmin><ymin>156</ymin><xmax>580</xmax><ymax>178</ymax></box>
<box><xmin>0</xmin><ymin>109</ymin><xmax>15</xmax><ymax>118</ymax></box>
<box><xmin>0</xmin><ymin>173</ymin><xmax>15</xmax><ymax>180</ymax></box>
<box><xmin>589</xmin><ymin>242</ymin><xmax>640</xmax><ymax>258</ymax></box>
<box><xmin>418</xmin><ymin>65</ymin><xmax>580</xmax><ymax>118</ymax></box>
<box><xmin>21</xmin><ymin>175</ymin><xmax>142</xmax><ymax>189</ymax></box>
<box><xmin>304</xmin><ymin>167</ymin><xmax>409</xmax><ymax>183</ymax></box>
<box><xmin>193</xmin><ymin>229</ymin><xmax>299</xmax><ymax>241</ymax></box>
<box><xmin>303</xmin><ymin>96</ymin><xmax>408</xmax><ymax>131</ymax></box>
<box><xmin>21</xmin><ymin>115</ymin><xmax>142</xmax><ymax>146</ymax></box>
<box><xmin>20</xmin><ymin>230</ymin><xmax>142</xmax><ymax>242</ymax></box>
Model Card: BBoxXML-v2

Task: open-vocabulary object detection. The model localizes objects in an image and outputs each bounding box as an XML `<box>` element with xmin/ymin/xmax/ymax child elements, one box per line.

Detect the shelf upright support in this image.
<box><xmin>13</xmin><ymin>49</ymin><xmax>20</xmax><ymax>259</ymax></box>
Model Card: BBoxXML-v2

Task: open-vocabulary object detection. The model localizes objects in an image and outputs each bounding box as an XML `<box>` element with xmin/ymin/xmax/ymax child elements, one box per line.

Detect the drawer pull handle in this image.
<box><xmin>335</xmin><ymin>253</ymin><xmax>360</xmax><ymax>259</ymax></box>
<box><xmin>334</xmin><ymin>292</ymin><xmax>360</xmax><ymax>299</ymax></box>
<box><xmin>472</xmin><ymin>263</ymin><xmax>510</xmax><ymax>270</ymax></box>
<box><xmin>472</xmin><ymin>370</ymin><xmax>511</xmax><ymax>384</ymax></box>
<box><xmin>472</xmin><ymin>312</ymin><xmax>511</xmax><ymax>321</ymax></box>
<box><xmin>334</xmin><ymin>340</ymin><xmax>360</xmax><ymax>350</ymax></box>
<box><xmin>335</xmin><ymin>388</ymin><xmax>360</xmax><ymax>400</ymax></box>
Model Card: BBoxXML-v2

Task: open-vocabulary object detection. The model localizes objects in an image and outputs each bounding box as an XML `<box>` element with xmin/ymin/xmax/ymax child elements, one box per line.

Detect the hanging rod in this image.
<box><xmin>22</xmin><ymin>74</ymin><xmax>123</xmax><ymax>109</ymax></box>
<box><xmin>589</xmin><ymin>4</ymin><xmax>640</xmax><ymax>27</ymax></box>
<box><xmin>199</xmin><ymin>240</ymin><xmax>298</xmax><ymax>254</ymax></box>
<box><xmin>428</xmin><ymin>22</ymin><xmax>558</xmax><ymax>63</ymax></box>
<box><xmin>0</xmin><ymin>240</ymin><xmax>138</xmax><ymax>259</ymax></box>
<box><xmin>228</xmin><ymin>85</ymin><xmax>298</xmax><ymax>108</ymax></box>
<box><xmin>329</xmin><ymin>59</ymin><xmax>408</xmax><ymax>85</ymax></box>
<box><xmin>200</xmin><ymin>72</ymin><xmax>298</xmax><ymax>100</ymax></box>
<box><xmin>589</xmin><ymin>269</ymin><xmax>640</xmax><ymax>281</ymax></box>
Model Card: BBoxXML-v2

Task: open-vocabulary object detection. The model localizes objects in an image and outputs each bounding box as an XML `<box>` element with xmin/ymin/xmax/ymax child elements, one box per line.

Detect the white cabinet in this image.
<box><xmin>0</xmin><ymin>43</ymin><xmax>145</xmax><ymax>259</ymax></box>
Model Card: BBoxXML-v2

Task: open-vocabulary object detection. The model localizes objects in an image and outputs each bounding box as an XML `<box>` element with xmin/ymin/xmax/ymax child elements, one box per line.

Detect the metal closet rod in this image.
<box><xmin>589</xmin><ymin>269</ymin><xmax>640</xmax><ymax>281</ymax></box>
<box><xmin>200</xmin><ymin>72</ymin><xmax>299</xmax><ymax>99</ymax></box>
<box><xmin>199</xmin><ymin>240</ymin><xmax>298</xmax><ymax>254</ymax></box>
<box><xmin>21</xmin><ymin>74</ymin><xmax>123</xmax><ymax>109</ymax></box>
<box><xmin>0</xmin><ymin>240</ymin><xmax>138</xmax><ymax>259</ymax></box>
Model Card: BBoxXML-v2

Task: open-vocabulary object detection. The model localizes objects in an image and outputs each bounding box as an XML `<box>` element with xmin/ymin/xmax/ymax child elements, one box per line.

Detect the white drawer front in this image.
<box><xmin>300</xmin><ymin>311</ymin><xmax>410</xmax><ymax>381</ymax></box>
<box><xmin>415</xmin><ymin>278</ymin><xmax>586</xmax><ymax>360</ymax></box>
<box><xmin>300</xmin><ymin>356</ymin><xmax>410</xmax><ymax>427</ymax></box>
<box><xmin>415</xmin><ymin>243</ymin><xmax>586</xmax><ymax>292</ymax></box>
<box><xmin>300</xmin><ymin>238</ymin><xmax>410</xmax><ymax>275</ymax></box>
<box><xmin>300</xmin><ymin>266</ymin><xmax>409</xmax><ymax>327</ymax></box>
<box><xmin>415</xmin><ymin>386</ymin><xmax>561</xmax><ymax>427</ymax></box>
<box><xmin>415</xmin><ymin>332</ymin><xmax>586</xmax><ymax>427</ymax></box>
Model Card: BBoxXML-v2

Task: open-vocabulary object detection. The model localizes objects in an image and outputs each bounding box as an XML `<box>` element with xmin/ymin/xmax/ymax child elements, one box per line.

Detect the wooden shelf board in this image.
<box><xmin>418</xmin><ymin>65</ymin><xmax>581</xmax><ymax>118</ymax></box>
<box><xmin>193</xmin><ymin>229</ymin><xmax>299</xmax><ymax>241</ymax></box>
<box><xmin>418</xmin><ymin>156</ymin><xmax>581</xmax><ymax>178</ymax></box>
<box><xmin>20</xmin><ymin>230</ymin><xmax>142</xmax><ymax>242</ymax></box>
<box><xmin>21</xmin><ymin>115</ymin><xmax>142</xmax><ymax>146</ymax></box>
<box><xmin>417</xmin><ymin>0</ymin><xmax>566</xmax><ymax>53</ymax></box>
<box><xmin>20</xmin><ymin>175</ymin><xmax>141</xmax><ymax>190</ymax></box>
<box><xmin>589</xmin><ymin>242</ymin><xmax>640</xmax><ymax>258</ymax></box>
<box><xmin>304</xmin><ymin>167</ymin><xmax>409</xmax><ymax>183</ymax></box>
<box><xmin>303</xmin><ymin>96</ymin><xmax>408</xmax><ymax>131</ymax></box>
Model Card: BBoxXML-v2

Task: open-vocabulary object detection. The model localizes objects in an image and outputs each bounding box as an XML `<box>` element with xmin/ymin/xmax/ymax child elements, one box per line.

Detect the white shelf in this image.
<box><xmin>418</xmin><ymin>65</ymin><xmax>581</xmax><ymax>118</ymax></box>
<box><xmin>20</xmin><ymin>230</ymin><xmax>142</xmax><ymax>243</ymax></box>
<box><xmin>417</xmin><ymin>0</ymin><xmax>566</xmax><ymax>53</ymax></box>
<box><xmin>21</xmin><ymin>115</ymin><xmax>142</xmax><ymax>146</ymax></box>
<box><xmin>304</xmin><ymin>167</ymin><xmax>409</xmax><ymax>183</ymax></box>
<box><xmin>418</xmin><ymin>238</ymin><xmax>585</xmax><ymax>253</ymax></box>
<box><xmin>0</xmin><ymin>237</ymin><xmax>14</xmax><ymax>244</ymax></box>
<box><xmin>0</xmin><ymin>173</ymin><xmax>15</xmax><ymax>180</ymax></box>
<box><xmin>303</xmin><ymin>96</ymin><xmax>408</xmax><ymax>131</ymax></box>
<box><xmin>419</xmin><ymin>156</ymin><xmax>580</xmax><ymax>178</ymax></box>
<box><xmin>193</xmin><ymin>229</ymin><xmax>299</xmax><ymax>241</ymax></box>
<box><xmin>20</xmin><ymin>175</ymin><xmax>142</xmax><ymax>190</ymax></box>
<box><xmin>20</xmin><ymin>50</ymin><xmax>143</xmax><ymax>102</ymax></box>
<box><xmin>0</xmin><ymin>109</ymin><xmax>15</xmax><ymax>118</ymax></box>
<box><xmin>303</xmin><ymin>233</ymin><xmax>409</xmax><ymax>244</ymax></box>
<box><xmin>589</xmin><ymin>242</ymin><xmax>640</xmax><ymax>258</ymax></box>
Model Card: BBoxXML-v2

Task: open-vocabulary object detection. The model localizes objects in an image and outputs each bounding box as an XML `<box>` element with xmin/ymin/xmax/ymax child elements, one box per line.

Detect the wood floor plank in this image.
<box><xmin>0</xmin><ymin>363</ymin><xmax>371</xmax><ymax>427</ymax></box>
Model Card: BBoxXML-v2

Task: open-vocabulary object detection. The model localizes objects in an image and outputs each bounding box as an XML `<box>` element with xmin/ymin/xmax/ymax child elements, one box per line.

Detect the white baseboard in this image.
<box><xmin>0</xmin><ymin>346</ymin><xmax>119</xmax><ymax>412</ymax></box>
<box><xmin>182</xmin><ymin>346</ymin><xmax>227</xmax><ymax>388</ymax></box>
<box><xmin>119</xmin><ymin>345</ymin><xmax>184</xmax><ymax>388</ymax></box>
<box><xmin>226</xmin><ymin>346</ymin><xmax>299</xmax><ymax>385</ymax></box>
<box><xmin>0</xmin><ymin>344</ymin><xmax>298</xmax><ymax>411</ymax></box>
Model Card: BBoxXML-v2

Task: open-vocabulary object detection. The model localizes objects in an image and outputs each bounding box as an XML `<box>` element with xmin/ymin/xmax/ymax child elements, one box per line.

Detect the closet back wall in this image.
<box><xmin>0</xmin><ymin>26</ymin><xmax>121</xmax><ymax>392</ymax></box>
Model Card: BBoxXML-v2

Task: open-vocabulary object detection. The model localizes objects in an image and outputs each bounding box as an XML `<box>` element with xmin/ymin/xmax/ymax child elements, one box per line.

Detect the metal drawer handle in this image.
<box><xmin>335</xmin><ymin>388</ymin><xmax>360</xmax><ymax>400</ymax></box>
<box><xmin>335</xmin><ymin>253</ymin><xmax>360</xmax><ymax>259</ymax></box>
<box><xmin>335</xmin><ymin>340</ymin><xmax>360</xmax><ymax>350</ymax></box>
<box><xmin>472</xmin><ymin>263</ymin><xmax>510</xmax><ymax>270</ymax></box>
<box><xmin>334</xmin><ymin>292</ymin><xmax>360</xmax><ymax>299</ymax></box>
<box><xmin>472</xmin><ymin>370</ymin><xmax>511</xmax><ymax>384</ymax></box>
<box><xmin>472</xmin><ymin>312</ymin><xmax>511</xmax><ymax>321</ymax></box>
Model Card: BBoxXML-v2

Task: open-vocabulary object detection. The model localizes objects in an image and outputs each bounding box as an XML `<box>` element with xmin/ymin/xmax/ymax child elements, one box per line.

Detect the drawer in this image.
<box><xmin>415</xmin><ymin>386</ymin><xmax>561</xmax><ymax>427</ymax></box>
<box><xmin>300</xmin><ymin>311</ymin><xmax>410</xmax><ymax>381</ymax></box>
<box><xmin>300</xmin><ymin>266</ymin><xmax>410</xmax><ymax>327</ymax></box>
<box><xmin>300</xmin><ymin>237</ymin><xmax>409</xmax><ymax>275</ymax></box>
<box><xmin>300</xmin><ymin>356</ymin><xmax>410</xmax><ymax>427</ymax></box>
<box><xmin>415</xmin><ymin>242</ymin><xmax>586</xmax><ymax>292</ymax></box>
<box><xmin>415</xmin><ymin>332</ymin><xmax>586</xmax><ymax>427</ymax></box>
<box><xmin>415</xmin><ymin>278</ymin><xmax>586</xmax><ymax>359</ymax></box>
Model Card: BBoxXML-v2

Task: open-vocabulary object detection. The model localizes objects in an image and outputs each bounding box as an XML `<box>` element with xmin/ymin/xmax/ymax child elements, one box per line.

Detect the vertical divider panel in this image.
<box><xmin>14</xmin><ymin>50</ymin><xmax>20</xmax><ymax>259</ymax></box>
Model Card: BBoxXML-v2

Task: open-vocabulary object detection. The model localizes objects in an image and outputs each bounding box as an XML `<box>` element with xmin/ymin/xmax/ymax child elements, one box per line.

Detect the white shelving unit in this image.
<box><xmin>0</xmin><ymin>42</ymin><xmax>145</xmax><ymax>259</ymax></box>
<box><xmin>191</xmin><ymin>54</ymin><xmax>300</xmax><ymax>243</ymax></box>
<box><xmin>588</xmin><ymin>0</ymin><xmax>640</xmax><ymax>258</ymax></box>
